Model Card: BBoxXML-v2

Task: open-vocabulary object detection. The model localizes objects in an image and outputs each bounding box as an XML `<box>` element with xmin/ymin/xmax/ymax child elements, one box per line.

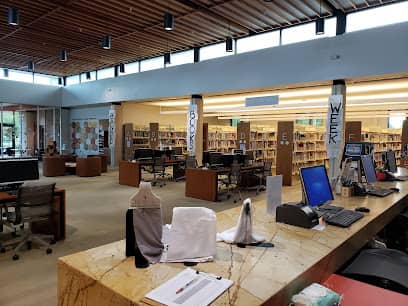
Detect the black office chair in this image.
<box><xmin>151</xmin><ymin>157</ymin><xmax>168</xmax><ymax>187</ymax></box>
<box><xmin>4</xmin><ymin>183</ymin><xmax>56</xmax><ymax>260</ymax></box>
<box><xmin>174</xmin><ymin>156</ymin><xmax>197</xmax><ymax>182</ymax></box>
<box><xmin>229</xmin><ymin>162</ymin><xmax>243</xmax><ymax>203</ymax></box>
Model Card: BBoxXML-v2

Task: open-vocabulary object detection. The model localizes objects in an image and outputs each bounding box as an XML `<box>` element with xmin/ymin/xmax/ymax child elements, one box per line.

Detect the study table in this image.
<box><xmin>57</xmin><ymin>179</ymin><xmax>408</xmax><ymax>306</ymax></box>
<box><xmin>185</xmin><ymin>165</ymin><xmax>264</xmax><ymax>202</ymax></box>
<box><xmin>119</xmin><ymin>159</ymin><xmax>185</xmax><ymax>187</ymax></box>
<box><xmin>0</xmin><ymin>188</ymin><xmax>66</xmax><ymax>240</ymax></box>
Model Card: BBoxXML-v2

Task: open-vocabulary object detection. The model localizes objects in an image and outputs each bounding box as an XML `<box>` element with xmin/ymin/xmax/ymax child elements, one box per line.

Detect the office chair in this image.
<box><xmin>151</xmin><ymin>157</ymin><xmax>169</xmax><ymax>187</ymax></box>
<box><xmin>4</xmin><ymin>183</ymin><xmax>56</xmax><ymax>260</ymax></box>
<box><xmin>229</xmin><ymin>162</ymin><xmax>243</xmax><ymax>203</ymax></box>
<box><xmin>174</xmin><ymin>156</ymin><xmax>197</xmax><ymax>182</ymax></box>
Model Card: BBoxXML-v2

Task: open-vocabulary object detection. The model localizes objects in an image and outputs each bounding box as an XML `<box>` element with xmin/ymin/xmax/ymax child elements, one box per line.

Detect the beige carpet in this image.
<box><xmin>0</xmin><ymin>169</ymin><xmax>267</xmax><ymax>306</ymax></box>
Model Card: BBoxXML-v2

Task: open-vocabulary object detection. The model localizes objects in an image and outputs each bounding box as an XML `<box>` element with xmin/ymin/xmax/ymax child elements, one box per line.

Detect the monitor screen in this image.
<box><xmin>300</xmin><ymin>165</ymin><xmax>334</xmax><ymax>207</ymax></box>
<box><xmin>386</xmin><ymin>150</ymin><xmax>397</xmax><ymax>173</ymax></box>
<box><xmin>221</xmin><ymin>154</ymin><xmax>234</xmax><ymax>168</ymax></box>
<box><xmin>0</xmin><ymin>159</ymin><xmax>39</xmax><ymax>184</ymax></box>
<box><xmin>361</xmin><ymin>155</ymin><xmax>377</xmax><ymax>184</ymax></box>
<box><xmin>233</xmin><ymin>153</ymin><xmax>246</xmax><ymax>165</ymax></box>
<box><xmin>345</xmin><ymin>143</ymin><xmax>362</xmax><ymax>156</ymax></box>
<box><xmin>209</xmin><ymin>152</ymin><xmax>222</xmax><ymax>165</ymax></box>
<box><xmin>134</xmin><ymin>148</ymin><xmax>153</xmax><ymax>160</ymax></box>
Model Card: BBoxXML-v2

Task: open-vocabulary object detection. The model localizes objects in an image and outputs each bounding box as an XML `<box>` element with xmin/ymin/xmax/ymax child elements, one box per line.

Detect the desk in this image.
<box><xmin>57</xmin><ymin>181</ymin><xmax>407</xmax><ymax>306</ymax></box>
<box><xmin>119</xmin><ymin>159</ymin><xmax>185</xmax><ymax>187</ymax></box>
<box><xmin>0</xmin><ymin>189</ymin><xmax>66</xmax><ymax>241</ymax></box>
<box><xmin>185</xmin><ymin>165</ymin><xmax>264</xmax><ymax>202</ymax></box>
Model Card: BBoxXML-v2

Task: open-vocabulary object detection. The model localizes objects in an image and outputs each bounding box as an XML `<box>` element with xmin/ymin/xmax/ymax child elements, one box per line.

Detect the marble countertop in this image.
<box><xmin>58</xmin><ymin>180</ymin><xmax>408</xmax><ymax>306</ymax></box>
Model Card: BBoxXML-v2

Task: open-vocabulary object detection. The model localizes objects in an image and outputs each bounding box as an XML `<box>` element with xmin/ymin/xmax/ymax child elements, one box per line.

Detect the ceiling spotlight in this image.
<box><xmin>3</xmin><ymin>68</ymin><xmax>9</xmax><ymax>78</ymax></box>
<box><xmin>119</xmin><ymin>63</ymin><xmax>125</xmax><ymax>73</ymax></box>
<box><xmin>316</xmin><ymin>18</ymin><xmax>325</xmax><ymax>35</ymax></box>
<box><xmin>164</xmin><ymin>52</ymin><xmax>171</xmax><ymax>65</ymax></box>
<box><xmin>102</xmin><ymin>35</ymin><xmax>111</xmax><ymax>49</ymax></box>
<box><xmin>164</xmin><ymin>12</ymin><xmax>174</xmax><ymax>31</ymax></box>
<box><xmin>27</xmin><ymin>61</ymin><xmax>34</xmax><ymax>72</ymax></box>
<box><xmin>59</xmin><ymin>49</ymin><xmax>68</xmax><ymax>62</ymax></box>
<box><xmin>8</xmin><ymin>7</ymin><xmax>19</xmax><ymax>26</ymax></box>
<box><xmin>226</xmin><ymin>37</ymin><xmax>233</xmax><ymax>52</ymax></box>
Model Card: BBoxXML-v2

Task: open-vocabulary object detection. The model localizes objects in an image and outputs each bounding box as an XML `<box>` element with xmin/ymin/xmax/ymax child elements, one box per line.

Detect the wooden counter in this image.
<box><xmin>0</xmin><ymin>189</ymin><xmax>66</xmax><ymax>240</ymax></box>
<box><xmin>58</xmin><ymin>182</ymin><xmax>407</xmax><ymax>306</ymax></box>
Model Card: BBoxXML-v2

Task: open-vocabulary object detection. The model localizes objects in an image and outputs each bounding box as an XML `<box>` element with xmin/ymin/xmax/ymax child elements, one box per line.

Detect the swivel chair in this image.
<box><xmin>4</xmin><ymin>183</ymin><xmax>56</xmax><ymax>260</ymax></box>
<box><xmin>151</xmin><ymin>157</ymin><xmax>169</xmax><ymax>187</ymax></box>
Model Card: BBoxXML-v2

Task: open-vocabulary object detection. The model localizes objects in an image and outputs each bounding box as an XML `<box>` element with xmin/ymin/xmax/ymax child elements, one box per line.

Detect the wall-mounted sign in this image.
<box><xmin>325</xmin><ymin>95</ymin><xmax>344</xmax><ymax>158</ymax></box>
<box><xmin>186</xmin><ymin>104</ymin><xmax>198</xmax><ymax>155</ymax></box>
<box><xmin>245</xmin><ymin>95</ymin><xmax>279</xmax><ymax>107</ymax></box>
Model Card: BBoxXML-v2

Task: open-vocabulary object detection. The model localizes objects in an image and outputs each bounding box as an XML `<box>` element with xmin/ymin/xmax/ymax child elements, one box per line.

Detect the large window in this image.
<box><xmin>8</xmin><ymin>70</ymin><xmax>33</xmax><ymax>83</ymax></box>
<box><xmin>388</xmin><ymin>115</ymin><xmax>405</xmax><ymax>129</ymax></box>
<box><xmin>200</xmin><ymin>42</ymin><xmax>233</xmax><ymax>61</ymax></box>
<box><xmin>347</xmin><ymin>2</ymin><xmax>408</xmax><ymax>33</ymax></box>
<box><xmin>281</xmin><ymin>18</ymin><xmax>336</xmax><ymax>45</ymax></box>
<box><xmin>97</xmin><ymin>67</ymin><xmax>115</xmax><ymax>80</ymax></box>
<box><xmin>237</xmin><ymin>30</ymin><xmax>280</xmax><ymax>54</ymax></box>
<box><xmin>66</xmin><ymin>75</ymin><xmax>80</xmax><ymax>86</ymax></box>
<box><xmin>80</xmin><ymin>71</ymin><xmax>97</xmax><ymax>83</ymax></box>
<box><xmin>34</xmin><ymin>73</ymin><xmax>59</xmax><ymax>86</ymax></box>
<box><xmin>123</xmin><ymin>61</ymin><xmax>139</xmax><ymax>75</ymax></box>
<box><xmin>140</xmin><ymin>56</ymin><xmax>164</xmax><ymax>72</ymax></box>
<box><xmin>166</xmin><ymin>50</ymin><xmax>194</xmax><ymax>67</ymax></box>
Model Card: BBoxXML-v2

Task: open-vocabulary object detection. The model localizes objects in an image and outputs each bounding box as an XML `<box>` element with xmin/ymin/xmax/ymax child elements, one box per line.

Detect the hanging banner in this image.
<box><xmin>325</xmin><ymin>95</ymin><xmax>344</xmax><ymax>158</ymax></box>
<box><xmin>186</xmin><ymin>104</ymin><xmax>198</xmax><ymax>155</ymax></box>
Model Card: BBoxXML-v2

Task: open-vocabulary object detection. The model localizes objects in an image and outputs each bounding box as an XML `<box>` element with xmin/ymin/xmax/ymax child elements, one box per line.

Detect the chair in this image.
<box><xmin>151</xmin><ymin>157</ymin><xmax>168</xmax><ymax>187</ymax></box>
<box><xmin>43</xmin><ymin>155</ymin><xmax>66</xmax><ymax>177</ymax></box>
<box><xmin>229</xmin><ymin>162</ymin><xmax>243</xmax><ymax>203</ymax></box>
<box><xmin>174</xmin><ymin>156</ymin><xmax>197</xmax><ymax>182</ymax></box>
<box><xmin>4</xmin><ymin>183</ymin><xmax>56</xmax><ymax>260</ymax></box>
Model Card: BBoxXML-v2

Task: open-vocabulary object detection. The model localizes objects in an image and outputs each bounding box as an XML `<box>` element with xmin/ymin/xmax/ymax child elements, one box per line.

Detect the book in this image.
<box><xmin>144</xmin><ymin>268</ymin><xmax>233</xmax><ymax>306</ymax></box>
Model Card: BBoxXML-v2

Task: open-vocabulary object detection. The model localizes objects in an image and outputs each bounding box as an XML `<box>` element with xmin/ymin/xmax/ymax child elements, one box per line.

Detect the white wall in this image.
<box><xmin>69</xmin><ymin>105</ymin><xmax>110</xmax><ymax>121</ymax></box>
<box><xmin>62</xmin><ymin>22</ymin><xmax>408</xmax><ymax>107</ymax></box>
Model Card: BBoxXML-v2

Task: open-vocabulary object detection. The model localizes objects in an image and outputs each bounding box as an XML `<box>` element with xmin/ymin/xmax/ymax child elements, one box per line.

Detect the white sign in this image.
<box><xmin>266</xmin><ymin>175</ymin><xmax>282</xmax><ymax>215</ymax></box>
<box><xmin>186</xmin><ymin>104</ymin><xmax>198</xmax><ymax>155</ymax></box>
<box><xmin>245</xmin><ymin>95</ymin><xmax>279</xmax><ymax>107</ymax></box>
<box><xmin>325</xmin><ymin>95</ymin><xmax>344</xmax><ymax>158</ymax></box>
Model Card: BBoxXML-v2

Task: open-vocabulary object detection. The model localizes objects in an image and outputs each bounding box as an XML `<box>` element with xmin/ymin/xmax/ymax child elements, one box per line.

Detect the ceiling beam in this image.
<box><xmin>174</xmin><ymin>0</ymin><xmax>252</xmax><ymax>34</ymax></box>
<box><xmin>321</xmin><ymin>0</ymin><xmax>341</xmax><ymax>14</ymax></box>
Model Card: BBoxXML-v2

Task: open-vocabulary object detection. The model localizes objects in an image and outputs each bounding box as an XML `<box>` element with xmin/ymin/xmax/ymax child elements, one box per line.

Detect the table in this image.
<box><xmin>0</xmin><ymin>189</ymin><xmax>66</xmax><ymax>241</ymax></box>
<box><xmin>119</xmin><ymin>159</ymin><xmax>185</xmax><ymax>187</ymax></box>
<box><xmin>185</xmin><ymin>165</ymin><xmax>264</xmax><ymax>202</ymax></box>
<box><xmin>57</xmin><ymin>180</ymin><xmax>407</xmax><ymax>306</ymax></box>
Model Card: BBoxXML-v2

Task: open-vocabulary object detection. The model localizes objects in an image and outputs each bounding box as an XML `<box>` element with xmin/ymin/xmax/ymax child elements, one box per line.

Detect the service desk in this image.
<box><xmin>119</xmin><ymin>159</ymin><xmax>185</xmax><ymax>187</ymax></box>
<box><xmin>0</xmin><ymin>189</ymin><xmax>66</xmax><ymax>240</ymax></box>
<box><xmin>57</xmin><ymin>181</ymin><xmax>408</xmax><ymax>306</ymax></box>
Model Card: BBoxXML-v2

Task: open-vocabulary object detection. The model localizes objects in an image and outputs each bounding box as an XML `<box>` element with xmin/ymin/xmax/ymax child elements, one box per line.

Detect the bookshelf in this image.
<box><xmin>249</xmin><ymin>125</ymin><xmax>277</xmax><ymax>164</ymax></box>
<box><xmin>207</xmin><ymin>126</ymin><xmax>237</xmax><ymax>153</ymax></box>
<box><xmin>159</xmin><ymin>125</ymin><xmax>187</xmax><ymax>153</ymax></box>
<box><xmin>132</xmin><ymin>125</ymin><xmax>150</xmax><ymax>149</ymax></box>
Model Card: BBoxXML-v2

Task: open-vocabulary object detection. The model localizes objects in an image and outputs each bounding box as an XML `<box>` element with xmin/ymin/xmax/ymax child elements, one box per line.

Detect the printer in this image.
<box><xmin>276</xmin><ymin>202</ymin><xmax>319</xmax><ymax>228</ymax></box>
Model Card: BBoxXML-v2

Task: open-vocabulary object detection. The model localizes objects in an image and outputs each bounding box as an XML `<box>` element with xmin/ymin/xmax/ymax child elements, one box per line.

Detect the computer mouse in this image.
<box><xmin>355</xmin><ymin>207</ymin><xmax>370</xmax><ymax>213</ymax></box>
<box><xmin>390</xmin><ymin>187</ymin><xmax>400</xmax><ymax>192</ymax></box>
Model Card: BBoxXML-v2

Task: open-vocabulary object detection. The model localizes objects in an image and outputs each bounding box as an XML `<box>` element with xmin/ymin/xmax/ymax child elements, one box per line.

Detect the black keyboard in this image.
<box><xmin>324</xmin><ymin>209</ymin><xmax>364</xmax><ymax>227</ymax></box>
<box><xmin>367</xmin><ymin>187</ymin><xmax>394</xmax><ymax>197</ymax></box>
<box><xmin>315</xmin><ymin>205</ymin><xmax>344</xmax><ymax>218</ymax></box>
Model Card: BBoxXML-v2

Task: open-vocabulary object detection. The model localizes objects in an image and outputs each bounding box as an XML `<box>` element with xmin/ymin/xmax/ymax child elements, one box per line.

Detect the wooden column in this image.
<box><xmin>276</xmin><ymin>121</ymin><xmax>294</xmax><ymax>186</ymax></box>
<box><xmin>149</xmin><ymin>123</ymin><xmax>159</xmax><ymax>149</ymax></box>
<box><xmin>345</xmin><ymin>121</ymin><xmax>362</xmax><ymax>142</ymax></box>
<box><xmin>203</xmin><ymin>122</ymin><xmax>208</xmax><ymax>151</ymax></box>
<box><xmin>237</xmin><ymin>122</ymin><xmax>250</xmax><ymax>150</ymax></box>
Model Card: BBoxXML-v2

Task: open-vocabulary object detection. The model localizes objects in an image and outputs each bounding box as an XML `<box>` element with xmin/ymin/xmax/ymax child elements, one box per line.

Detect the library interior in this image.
<box><xmin>1</xmin><ymin>1</ymin><xmax>408</xmax><ymax>306</ymax></box>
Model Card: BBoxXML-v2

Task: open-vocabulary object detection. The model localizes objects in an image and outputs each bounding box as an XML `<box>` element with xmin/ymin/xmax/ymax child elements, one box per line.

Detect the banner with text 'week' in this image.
<box><xmin>325</xmin><ymin>95</ymin><xmax>344</xmax><ymax>158</ymax></box>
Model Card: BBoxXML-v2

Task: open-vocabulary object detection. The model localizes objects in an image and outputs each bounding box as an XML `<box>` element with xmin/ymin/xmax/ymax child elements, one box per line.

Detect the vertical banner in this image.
<box><xmin>186</xmin><ymin>104</ymin><xmax>198</xmax><ymax>156</ymax></box>
<box><xmin>108</xmin><ymin>107</ymin><xmax>116</xmax><ymax>166</ymax></box>
<box><xmin>325</xmin><ymin>95</ymin><xmax>344</xmax><ymax>158</ymax></box>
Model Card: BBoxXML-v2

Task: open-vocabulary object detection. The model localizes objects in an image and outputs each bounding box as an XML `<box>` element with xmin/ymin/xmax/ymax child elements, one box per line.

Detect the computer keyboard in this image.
<box><xmin>324</xmin><ymin>209</ymin><xmax>364</xmax><ymax>228</ymax></box>
<box><xmin>315</xmin><ymin>205</ymin><xmax>344</xmax><ymax>218</ymax></box>
<box><xmin>367</xmin><ymin>187</ymin><xmax>394</xmax><ymax>197</ymax></box>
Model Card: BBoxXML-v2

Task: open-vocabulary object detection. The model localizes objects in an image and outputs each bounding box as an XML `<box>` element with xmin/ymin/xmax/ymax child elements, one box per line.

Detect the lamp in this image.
<box><xmin>59</xmin><ymin>49</ymin><xmax>68</xmax><ymax>62</ymax></box>
<box><xmin>8</xmin><ymin>7</ymin><xmax>19</xmax><ymax>26</ymax></box>
<box><xmin>102</xmin><ymin>35</ymin><xmax>111</xmax><ymax>49</ymax></box>
<box><xmin>3</xmin><ymin>68</ymin><xmax>9</xmax><ymax>78</ymax></box>
<box><xmin>27</xmin><ymin>61</ymin><xmax>34</xmax><ymax>72</ymax></box>
<box><xmin>316</xmin><ymin>0</ymin><xmax>324</xmax><ymax>35</ymax></box>
<box><xmin>226</xmin><ymin>37</ymin><xmax>233</xmax><ymax>52</ymax></box>
<box><xmin>119</xmin><ymin>63</ymin><xmax>125</xmax><ymax>73</ymax></box>
<box><xmin>164</xmin><ymin>52</ymin><xmax>171</xmax><ymax>64</ymax></box>
<box><xmin>164</xmin><ymin>12</ymin><xmax>174</xmax><ymax>31</ymax></box>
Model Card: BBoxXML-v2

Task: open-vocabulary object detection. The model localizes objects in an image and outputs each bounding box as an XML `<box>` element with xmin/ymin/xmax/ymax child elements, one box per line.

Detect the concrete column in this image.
<box><xmin>190</xmin><ymin>94</ymin><xmax>203</xmax><ymax>166</ymax></box>
<box><xmin>109</xmin><ymin>103</ymin><xmax>122</xmax><ymax>168</ymax></box>
<box><xmin>328</xmin><ymin>79</ymin><xmax>346</xmax><ymax>181</ymax></box>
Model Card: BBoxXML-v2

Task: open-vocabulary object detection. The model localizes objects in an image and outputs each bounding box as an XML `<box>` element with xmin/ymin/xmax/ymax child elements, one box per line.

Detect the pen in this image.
<box><xmin>175</xmin><ymin>277</ymin><xmax>199</xmax><ymax>294</ymax></box>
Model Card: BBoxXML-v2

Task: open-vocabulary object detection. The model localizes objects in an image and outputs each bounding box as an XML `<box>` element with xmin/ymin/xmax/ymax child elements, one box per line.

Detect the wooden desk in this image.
<box><xmin>57</xmin><ymin>180</ymin><xmax>408</xmax><ymax>306</ymax></box>
<box><xmin>119</xmin><ymin>159</ymin><xmax>185</xmax><ymax>187</ymax></box>
<box><xmin>0</xmin><ymin>189</ymin><xmax>66</xmax><ymax>241</ymax></box>
<box><xmin>185</xmin><ymin>165</ymin><xmax>264</xmax><ymax>202</ymax></box>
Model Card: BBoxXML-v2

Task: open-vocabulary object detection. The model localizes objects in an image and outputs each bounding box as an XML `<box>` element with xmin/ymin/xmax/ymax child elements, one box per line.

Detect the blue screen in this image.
<box><xmin>361</xmin><ymin>155</ymin><xmax>377</xmax><ymax>184</ymax></box>
<box><xmin>301</xmin><ymin>165</ymin><xmax>333</xmax><ymax>207</ymax></box>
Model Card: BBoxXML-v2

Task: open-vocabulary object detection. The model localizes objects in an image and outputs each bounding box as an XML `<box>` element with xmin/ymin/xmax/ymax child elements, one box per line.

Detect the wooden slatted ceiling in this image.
<box><xmin>0</xmin><ymin>0</ymin><xmax>397</xmax><ymax>76</ymax></box>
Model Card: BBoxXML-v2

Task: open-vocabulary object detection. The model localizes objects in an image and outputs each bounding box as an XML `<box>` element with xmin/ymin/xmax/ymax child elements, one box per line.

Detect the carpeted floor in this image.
<box><xmin>0</xmin><ymin>169</ymin><xmax>266</xmax><ymax>306</ymax></box>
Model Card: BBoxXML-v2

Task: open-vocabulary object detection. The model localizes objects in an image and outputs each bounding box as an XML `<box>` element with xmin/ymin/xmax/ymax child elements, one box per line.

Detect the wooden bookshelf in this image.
<box><xmin>132</xmin><ymin>125</ymin><xmax>150</xmax><ymax>149</ymax></box>
<box><xmin>249</xmin><ymin>125</ymin><xmax>277</xmax><ymax>164</ymax></box>
<box><xmin>207</xmin><ymin>126</ymin><xmax>237</xmax><ymax>153</ymax></box>
<box><xmin>159</xmin><ymin>125</ymin><xmax>187</xmax><ymax>153</ymax></box>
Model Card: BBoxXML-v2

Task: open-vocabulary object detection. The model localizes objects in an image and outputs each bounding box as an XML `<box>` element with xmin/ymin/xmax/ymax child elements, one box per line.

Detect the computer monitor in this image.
<box><xmin>361</xmin><ymin>155</ymin><xmax>377</xmax><ymax>184</ymax></box>
<box><xmin>209</xmin><ymin>152</ymin><xmax>222</xmax><ymax>166</ymax></box>
<box><xmin>340</xmin><ymin>157</ymin><xmax>353</xmax><ymax>185</ymax></box>
<box><xmin>300</xmin><ymin>165</ymin><xmax>334</xmax><ymax>207</ymax></box>
<box><xmin>173</xmin><ymin>147</ymin><xmax>183</xmax><ymax>155</ymax></box>
<box><xmin>134</xmin><ymin>148</ymin><xmax>153</xmax><ymax>160</ymax></box>
<box><xmin>153</xmin><ymin>149</ymin><xmax>166</xmax><ymax>158</ymax></box>
<box><xmin>232</xmin><ymin>149</ymin><xmax>243</xmax><ymax>155</ymax></box>
<box><xmin>0</xmin><ymin>158</ymin><xmax>39</xmax><ymax>184</ymax></box>
<box><xmin>221</xmin><ymin>154</ymin><xmax>234</xmax><ymax>168</ymax></box>
<box><xmin>386</xmin><ymin>150</ymin><xmax>398</xmax><ymax>173</ymax></box>
<box><xmin>234</xmin><ymin>153</ymin><xmax>246</xmax><ymax>165</ymax></box>
<box><xmin>202</xmin><ymin>151</ymin><xmax>214</xmax><ymax>165</ymax></box>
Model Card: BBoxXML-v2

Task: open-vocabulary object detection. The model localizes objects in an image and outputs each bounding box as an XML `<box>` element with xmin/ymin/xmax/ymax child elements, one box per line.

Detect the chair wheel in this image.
<box><xmin>27</xmin><ymin>241</ymin><xmax>32</xmax><ymax>250</ymax></box>
<box><xmin>46</xmin><ymin>248</ymin><xmax>52</xmax><ymax>255</ymax></box>
<box><xmin>12</xmin><ymin>254</ymin><xmax>19</xmax><ymax>260</ymax></box>
<box><xmin>0</xmin><ymin>247</ymin><xmax>6</xmax><ymax>253</ymax></box>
